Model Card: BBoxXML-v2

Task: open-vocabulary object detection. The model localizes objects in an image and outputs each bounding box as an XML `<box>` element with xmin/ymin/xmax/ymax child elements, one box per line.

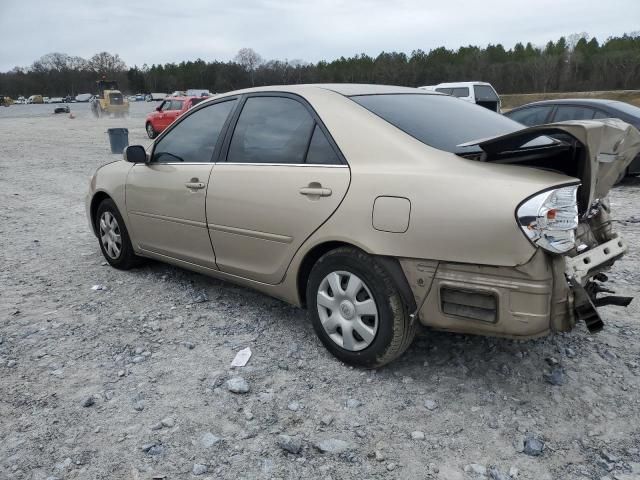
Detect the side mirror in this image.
<box><xmin>123</xmin><ymin>145</ymin><xmax>148</xmax><ymax>163</ymax></box>
<box><xmin>155</xmin><ymin>106</ymin><xmax>162</xmax><ymax>112</ymax></box>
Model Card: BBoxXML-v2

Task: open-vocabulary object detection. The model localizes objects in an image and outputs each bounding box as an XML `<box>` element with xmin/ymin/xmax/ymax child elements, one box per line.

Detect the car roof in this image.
<box><xmin>200</xmin><ymin>83</ymin><xmax>439</xmax><ymax>99</ymax></box>
<box><xmin>434</xmin><ymin>81</ymin><xmax>492</xmax><ymax>87</ymax></box>
<box><xmin>512</xmin><ymin>98</ymin><xmax>623</xmax><ymax>109</ymax></box>
<box><xmin>166</xmin><ymin>96</ymin><xmax>207</xmax><ymax>101</ymax></box>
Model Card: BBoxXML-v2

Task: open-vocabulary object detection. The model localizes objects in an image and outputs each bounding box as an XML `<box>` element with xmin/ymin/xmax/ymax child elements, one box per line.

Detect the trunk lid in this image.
<box><xmin>458</xmin><ymin>118</ymin><xmax>640</xmax><ymax>214</ymax></box>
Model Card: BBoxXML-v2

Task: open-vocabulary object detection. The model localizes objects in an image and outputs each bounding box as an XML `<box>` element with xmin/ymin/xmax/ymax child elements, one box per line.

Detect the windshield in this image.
<box><xmin>350</xmin><ymin>93</ymin><xmax>552</xmax><ymax>153</ymax></box>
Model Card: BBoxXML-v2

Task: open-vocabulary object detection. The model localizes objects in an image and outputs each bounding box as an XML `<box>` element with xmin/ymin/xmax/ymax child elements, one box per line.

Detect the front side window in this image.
<box><xmin>227</xmin><ymin>96</ymin><xmax>315</xmax><ymax>164</ymax></box>
<box><xmin>152</xmin><ymin>99</ymin><xmax>237</xmax><ymax>163</ymax></box>
<box><xmin>170</xmin><ymin>100</ymin><xmax>184</xmax><ymax>110</ymax></box>
<box><xmin>507</xmin><ymin>106</ymin><xmax>554</xmax><ymax>126</ymax></box>
<box><xmin>554</xmin><ymin>106</ymin><xmax>596</xmax><ymax>122</ymax></box>
<box><xmin>160</xmin><ymin>100</ymin><xmax>172</xmax><ymax>111</ymax></box>
<box><xmin>435</xmin><ymin>88</ymin><xmax>452</xmax><ymax>94</ymax></box>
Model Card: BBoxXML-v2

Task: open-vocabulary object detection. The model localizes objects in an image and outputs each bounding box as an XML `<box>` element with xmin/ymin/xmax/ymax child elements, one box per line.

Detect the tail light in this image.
<box><xmin>516</xmin><ymin>185</ymin><xmax>579</xmax><ymax>254</ymax></box>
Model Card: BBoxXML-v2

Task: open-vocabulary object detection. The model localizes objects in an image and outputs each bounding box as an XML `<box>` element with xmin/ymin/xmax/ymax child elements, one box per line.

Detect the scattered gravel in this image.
<box><xmin>1</xmin><ymin>103</ymin><xmax>640</xmax><ymax>479</ymax></box>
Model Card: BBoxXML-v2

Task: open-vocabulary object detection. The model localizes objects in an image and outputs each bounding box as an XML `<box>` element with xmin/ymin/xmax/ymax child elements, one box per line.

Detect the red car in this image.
<box><xmin>145</xmin><ymin>96</ymin><xmax>207</xmax><ymax>138</ymax></box>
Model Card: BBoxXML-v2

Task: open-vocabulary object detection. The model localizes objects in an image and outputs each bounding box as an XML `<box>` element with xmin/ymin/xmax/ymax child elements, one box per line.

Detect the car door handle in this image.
<box><xmin>299</xmin><ymin>186</ymin><xmax>332</xmax><ymax>197</ymax></box>
<box><xmin>185</xmin><ymin>181</ymin><xmax>206</xmax><ymax>190</ymax></box>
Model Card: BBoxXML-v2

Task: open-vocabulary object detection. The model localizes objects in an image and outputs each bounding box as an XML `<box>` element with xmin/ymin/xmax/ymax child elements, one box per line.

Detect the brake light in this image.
<box><xmin>516</xmin><ymin>185</ymin><xmax>579</xmax><ymax>254</ymax></box>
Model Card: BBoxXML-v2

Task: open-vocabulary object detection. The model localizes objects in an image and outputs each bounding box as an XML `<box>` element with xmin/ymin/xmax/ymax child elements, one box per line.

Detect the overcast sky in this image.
<box><xmin>1</xmin><ymin>0</ymin><xmax>639</xmax><ymax>71</ymax></box>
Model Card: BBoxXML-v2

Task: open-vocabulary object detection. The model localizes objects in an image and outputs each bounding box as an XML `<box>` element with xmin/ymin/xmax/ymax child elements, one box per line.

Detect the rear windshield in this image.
<box><xmin>350</xmin><ymin>93</ymin><xmax>546</xmax><ymax>153</ymax></box>
<box><xmin>191</xmin><ymin>98</ymin><xmax>205</xmax><ymax>107</ymax></box>
<box><xmin>474</xmin><ymin>85</ymin><xmax>499</xmax><ymax>101</ymax></box>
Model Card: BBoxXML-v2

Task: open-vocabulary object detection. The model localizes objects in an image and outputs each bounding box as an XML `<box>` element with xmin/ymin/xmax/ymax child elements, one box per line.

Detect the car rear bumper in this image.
<box><xmin>400</xmin><ymin>238</ymin><xmax>630</xmax><ymax>339</ymax></box>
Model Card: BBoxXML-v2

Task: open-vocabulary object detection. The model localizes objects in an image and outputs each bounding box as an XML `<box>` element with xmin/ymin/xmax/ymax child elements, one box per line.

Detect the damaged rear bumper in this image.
<box><xmin>400</xmin><ymin>236</ymin><xmax>632</xmax><ymax>338</ymax></box>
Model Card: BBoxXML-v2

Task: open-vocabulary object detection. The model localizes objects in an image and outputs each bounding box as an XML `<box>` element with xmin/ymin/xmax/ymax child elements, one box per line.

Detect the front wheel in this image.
<box><xmin>146</xmin><ymin>122</ymin><xmax>157</xmax><ymax>139</ymax></box>
<box><xmin>306</xmin><ymin>247</ymin><xmax>416</xmax><ymax>368</ymax></box>
<box><xmin>95</xmin><ymin>199</ymin><xmax>141</xmax><ymax>270</ymax></box>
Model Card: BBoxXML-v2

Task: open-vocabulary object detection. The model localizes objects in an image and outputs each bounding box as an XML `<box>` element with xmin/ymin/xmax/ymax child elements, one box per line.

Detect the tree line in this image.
<box><xmin>1</xmin><ymin>33</ymin><xmax>639</xmax><ymax>98</ymax></box>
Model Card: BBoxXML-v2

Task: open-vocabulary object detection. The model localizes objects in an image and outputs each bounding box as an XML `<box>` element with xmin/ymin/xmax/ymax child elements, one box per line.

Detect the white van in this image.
<box><xmin>419</xmin><ymin>81</ymin><xmax>501</xmax><ymax>112</ymax></box>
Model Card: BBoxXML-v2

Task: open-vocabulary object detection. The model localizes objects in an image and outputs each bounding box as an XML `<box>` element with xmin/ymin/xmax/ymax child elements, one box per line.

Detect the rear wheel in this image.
<box><xmin>95</xmin><ymin>199</ymin><xmax>141</xmax><ymax>270</ymax></box>
<box><xmin>146</xmin><ymin>122</ymin><xmax>157</xmax><ymax>139</ymax></box>
<box><xmin>306</xmin><ymin>247</ymin><xmax>416</xmax><ymax>368</ymax></box>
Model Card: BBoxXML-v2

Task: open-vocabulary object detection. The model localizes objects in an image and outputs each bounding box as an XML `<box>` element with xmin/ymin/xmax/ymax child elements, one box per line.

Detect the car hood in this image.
<box><xmin>459</xmin><ymin>118</ymin><xmax>640</xmax><ymax>211</ymax></box>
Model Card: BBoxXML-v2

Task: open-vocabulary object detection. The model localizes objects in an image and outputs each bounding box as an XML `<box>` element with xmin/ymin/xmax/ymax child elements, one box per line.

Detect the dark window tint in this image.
<box><xmin>351</xmin><ymin>93</ymin><xmax>548</xmax><ymax>153</ymax></box>
<box><xmin>451</xmin><ymin>87</ymin><xmax>469</xmax><ymax>97</ymax></box>
<box><xmin>593</xmin><ymin>110</ymin><xmax>610</xmax><ymax>119</ymax></box>
<box><xmin>554</xmin><ymin>106</ymin><xmax>596</xmax><ymax>122</ymax></box>
<box><xmin>306</xmin><ymin>125</ymin><xmax>341</xmax><ymax>165</ymax></box>
<box><xmin>170</xmin><ymin>100</ymin><xmax>184</xmax><ymax>110</ymax></box>
<box><xmin>507</xmin><ymin>106</ymin><xmax>554</xmax><ymax>126</ymax></box>
<box><xmin>435</xmin><ymin>88</ymin><xmax>452</xmax><ymax>94</ymax></box>
<box><xmin>152</xmin><ymin>99</ymin><xmax>236</xmax><ymax>163</ymax></box>
<box><xmin>474</xmin><ymin>85</ymin><xmax>499</xmax><ymax>101</ymax></box>
<box><xmin>227</xmin><ymin>96</ymin><xmax>315</xmax><ymax>164</ymax></box>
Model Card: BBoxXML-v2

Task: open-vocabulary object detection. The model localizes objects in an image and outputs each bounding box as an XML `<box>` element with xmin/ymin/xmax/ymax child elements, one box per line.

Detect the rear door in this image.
<box><xmin>206</xmin><ymin>94</ymin><xmax>350</xmax><ymax>284</ymax></box>
<box><xmin>126</xmin><ymin>98</ymin><xmax>238</xmax><ymax>267</ymax></box>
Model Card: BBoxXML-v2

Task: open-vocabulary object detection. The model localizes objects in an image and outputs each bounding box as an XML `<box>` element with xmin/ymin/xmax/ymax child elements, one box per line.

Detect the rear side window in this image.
<box><xmin>152</xmin><ymin>99</ymin><xmax>237</xmax><ymax>163</ymax></box>
<box><xmin>306</xmin><ymin>125</ymin><xmax>340</xmax><ymax>165</ymax></box>
<box><xmin>351</xmin><ymin>93</ymin><xmax>531</xmax><ymax>153</ymax></box>
<box><xmin>593</xmin><ymin>110</ymin><xmax>610</xmax><ymax>119</ymax></box>
<box><xmin>227</xmin><ymin>96</ymin><xmax>315</xmax><ymax>164</ymax></box>
<box><xmin>451</xmin><ymin>87</ymin><xmax>469</xmax><ymax>98</ymax></box>
<box><xmin>436</xmin><ymin>88</ymin><xmax>452</xmax><ymax>94</ymax></box>
<box><xmin>554</xmin><ymin>105</ymin><xmax>596</xmax><ymax>122</ymax></box>
<box><xmin>190</xmin><ymin>98</ymin><xmax>205</xmax><ymax>108</ymax></box>
<box><xmin>507</xmin><ymin>106</ymin><xmax>554</xmax><ymax>127</ymax></box>
<box><xmin>474</xmin><ymin>85</ymin><xmax>498</xmax><ymax>101</ymax></box>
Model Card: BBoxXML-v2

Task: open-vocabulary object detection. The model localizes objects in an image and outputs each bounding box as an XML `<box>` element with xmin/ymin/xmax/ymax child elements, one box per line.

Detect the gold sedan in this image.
<box><xmin>87</xmin><ymin>84</ymin><xmax>639</xmax><ymax>367</ymax></box>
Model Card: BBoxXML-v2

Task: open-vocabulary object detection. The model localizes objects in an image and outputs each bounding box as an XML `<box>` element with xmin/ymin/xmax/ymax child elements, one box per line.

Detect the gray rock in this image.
<box><xmin>424</xmin><ymin>399</ymin><xmax>438</xmax><ymax>411</ymax></box>
<box><xmin>132</xmin><ymin>356</ymin><xmax>145</xmax><ymax>364</ymax></box>
<box><xmin>600</xmin><ymin>451</ymin><xmax>618</xmax><ymax>463</ymax></box>
<box><xmin>133</xmin><ymin>400</ymin><xmax>145</xmax><ymax>411</ymax></box>
<box><xmin>488</xmin><ymin>466</ymin><xmax>510</xmax><ymax>480</ymax></box>
<box><xmin>595</xmin><ymin>457</ymin><xmax>614</xmax><ymax>472</ymax></box>
<box><xmin>150</xmin><ymin>422</ymin><xmax>163</xmax><ymax>431</ymax></box>
<box><xmin>508</xmin><ymin>466</ymin><xmax>519</xmax><ymax>478</ymax></box>
<box><xmin>410</xmin><ymin>431</ymin><xmax>425</xmax><ymax>440</ymax></box>
<box><xmin>141</xmin><ymin>442</ymin><xmax>163</xmax><ymax>455</ymax></box>
<box><xmin>226</xmin><ymin>376</ymin><xmax>250</xmax><ymax>394</ymax></box>
<box><xmin>523</xmin><ymin>434</ymin><xmax>544</xmax><ymax>456</ymax></box>
<box><xmin>543</xmin><ymin>368</ymin><xmax>564</xmax><ymax>386</ymax></box>
<box><xmin>117</xmin><ymin>370</ymin><xmax>125</xmax><ymax>377</ymax></box>
<box><xmin>314</xmin><ymin>438</ymin><xmax>354</xmax><ymax>454</ymax></box>
<box><xmin>193</xmin><ymin>293</ymin><xmax>208</xmax><ymax>303</ymax></box>
<box><xmin>386</xmin><ymin>462</ymin><xmax>397</xmax><ymax>471</ymax></box>
<box><xmin>287</xmin><ymin>401</ymin><xmax>301</xmax><ymax>411</ymax></box>
<box><xmin>192</xmin><ymin>463</ymin><xmax>207</xmax><ymax>475</ymax></box>
<box><xmin>81</xmin><ymin>396</ymin><xmax>95</xmax><ymax>408</ymax></box>
<box><xmin>7</xmin><ymin>360</ymin><xmax>17</xmax><ymax>368</ymax></box>
<box><xmin>277</xmin><ymin>434</ymin><xmax>303</xmax><ymax>454</ymax></box>
<box><xmin>161</xmin><ymin>417</ymin><xmax>175</xmax><ymax>428</ymax></box>
<box><xmin>346</xmin><ymin>398</ymin><xmax>361</xmax><ymax>408</ymax></box>
<box><xmin>374</xmin><ymin>450</ymin><xmax>385</xmax><ymax>462</ymax></box>
<box><xmin>320</xmin><ymin>415</ymin><xmax>334</xmax><ymax>426</ymax></box>
<box><xmin>200</xmin><ymin>432</ymin><xmax>222</xmax><ymax>448</ymax></box>
<box><xmin>464</xmin><ymin>463</ymin><xmax>487</xmax><ymax>477</ymax></box>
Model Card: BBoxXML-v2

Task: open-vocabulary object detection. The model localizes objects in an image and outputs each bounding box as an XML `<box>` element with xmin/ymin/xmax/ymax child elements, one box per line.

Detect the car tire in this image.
<box><xmin>146</xmin><ymin>122</ymin><xmax>157</xmax><ymax>139</ymax></box>
<box><xmin>306</xmin><ymin>247</ymin><xmax>416</xmax><ymax>368</ymax></box>
<box><xmin>95</xmin><ymin>198</ymin><xmax>141</xmax><ymax>270</ymax></box>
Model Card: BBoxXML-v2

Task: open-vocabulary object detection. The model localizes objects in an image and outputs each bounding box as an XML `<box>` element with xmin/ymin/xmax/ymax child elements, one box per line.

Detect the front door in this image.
<box><xmin>126</xmin><ymin>98</ymin><xmax>238</xmax><ymax>267</ymax></box>
<box><xmin>207</xmin><ymin>94</ymin><xmax>350</xmax><ymax>284</ymax></box>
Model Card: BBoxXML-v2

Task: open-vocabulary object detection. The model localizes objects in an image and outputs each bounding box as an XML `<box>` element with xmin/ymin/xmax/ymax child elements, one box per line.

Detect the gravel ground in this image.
<box><xmin>1</xmin><ymin>102</ymin><xmax>639</xmax><ymax>480</ymax></box>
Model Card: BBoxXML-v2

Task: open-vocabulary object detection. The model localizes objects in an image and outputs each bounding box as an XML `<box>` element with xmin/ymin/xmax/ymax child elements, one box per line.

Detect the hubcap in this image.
<box><xmin>316</xmin><ymin>271</ymin><xmax>379</xmax><ymax>351</ymax></box>
<box><xmin>99</xmin><ymin>211</ymin><xmax>122</xmax><ymax>260</ymax></box>
<box><xmin>146</xmin><ymin>124</ymin><xmax>153</xmax><ymax>136</ymax></box>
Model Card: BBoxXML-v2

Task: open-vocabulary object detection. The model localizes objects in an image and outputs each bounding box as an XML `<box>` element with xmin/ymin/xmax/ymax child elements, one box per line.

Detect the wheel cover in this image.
<box><xmin>316</xmin><ymin>270</ymin><xmax>379</xmax><ymax>351</ymax></box>
<box><xmin>99</xmin><ymin>211</ymin><xmax>122</xmax><ymax>260</ymax></box>
<box><xmin>146</xmin><ymin>123</ymin><xmax>153</xmax><ymax>136</ymax></box>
